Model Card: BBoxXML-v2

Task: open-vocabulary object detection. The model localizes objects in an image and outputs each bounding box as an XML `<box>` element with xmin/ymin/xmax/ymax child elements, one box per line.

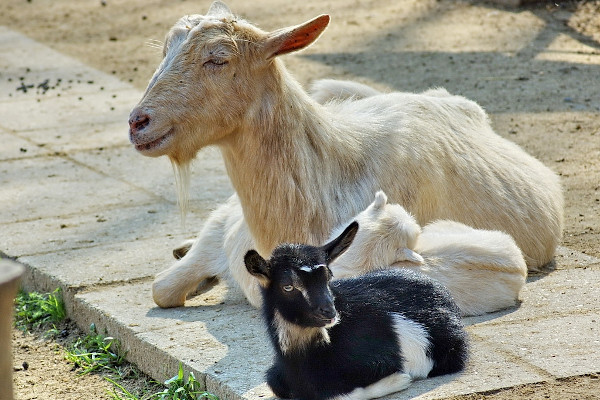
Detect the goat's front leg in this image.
<box><xmin>152</xmin><ymin>210</ymin><xmax>228</xmax><ymax>308</ymax></box>
<box><xmin>266</xmin><ymin>365</ymin><xmax>295</xmax><ymax>399</ymax></box>
<box><xmin>329</xmin><ymin>373</ymin><xmax>412</xmax><ymax>400</ymax></box>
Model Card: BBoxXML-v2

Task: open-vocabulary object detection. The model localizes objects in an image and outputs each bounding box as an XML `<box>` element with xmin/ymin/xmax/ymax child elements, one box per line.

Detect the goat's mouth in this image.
<box><xmin>313</xmin><ymin>313</ymin><xmax>339</xmax><ymax>328</ymax></box>
<box><xmin>131</xmin><ymin>129</ymin><xmax>175</xmax><ymax>156</ymax></box>
<box><xmin>323</xmin><ymin>314</ymin><xmax>339</xmax><ymax>328</ymax></box>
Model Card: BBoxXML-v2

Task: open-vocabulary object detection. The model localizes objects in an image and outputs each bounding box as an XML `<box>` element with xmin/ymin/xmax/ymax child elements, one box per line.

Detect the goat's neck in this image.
<box><xmin>272</xmin><ymin>310</ymin><xmax>330</xmax><ymax>355</ymax></box>
<box><xmin>220</xmin><ymin>63</ymin><xmax>359</xmax><ymax>254</ymax></box>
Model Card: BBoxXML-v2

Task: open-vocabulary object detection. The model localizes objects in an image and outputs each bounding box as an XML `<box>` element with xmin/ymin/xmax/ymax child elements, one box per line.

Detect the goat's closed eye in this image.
<box><xmin>282</xmin><ymin>285</ymin><xmax>294</xmax><ymax>292</ymax></box>
<box><xmin>203</xmin><ymin>59</ymin><xmax>229</xmax><ymax>69</ymax></box>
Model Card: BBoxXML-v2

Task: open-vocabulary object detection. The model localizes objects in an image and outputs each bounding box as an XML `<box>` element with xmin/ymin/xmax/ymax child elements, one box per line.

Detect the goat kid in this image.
<box><xmin>245</xmin><ymin>221</ymin><xmax>469</xmax><ymax>400</ymax></box>
<box><xmin>130</xmin><ymin>2</ymin><xmax>562</xmax><ymax>308</ymax></box>
<box><xmin>331</xmin><ymin>191</ymin><xmax>528</xmax><ymax>316</ymax></box>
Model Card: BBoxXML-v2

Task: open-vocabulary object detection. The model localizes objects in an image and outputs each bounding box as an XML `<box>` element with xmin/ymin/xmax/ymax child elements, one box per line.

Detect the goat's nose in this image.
<box><xmin>129</xmin><ymin>109</ymin><xmax>150</xmax><ymax>134</ymax></box>
<box><xmin>316</xmin><ymin>305</ymin><xmax>337</xmax><ymax>320</ymax></box>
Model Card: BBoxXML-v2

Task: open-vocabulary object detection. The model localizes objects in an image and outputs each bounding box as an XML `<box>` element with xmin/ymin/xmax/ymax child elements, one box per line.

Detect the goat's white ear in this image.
<box><xmin>244</xmin><ymin>250</ymin><xmax>270</xmax><ymax>283</ymax></box>
<box><xmin>396</xmin><ymin>248</ymin><xmax>424</xmax><ymax>265</ymax></box>
<box><xmin>373</xmin><ymin>190</ymin><xmax>388</xmax><ymax>210</ymax></box>
<box><xmin>207</xmin><ymin>1</ymin><xmax>232</xmax><ymax>17</ymax></box>
<box><xmin>322</xmin><ymin>221</ymin><xmax>358</xmax><ymax>264</ymax></box>
<box><xmin>263</xmin><ymin>15</ymin><xmax>330</xmax><ymax>60</ymax></box>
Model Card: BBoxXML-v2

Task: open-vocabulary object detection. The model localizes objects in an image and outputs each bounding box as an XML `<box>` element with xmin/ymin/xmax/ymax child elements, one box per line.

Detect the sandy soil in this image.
<box><xmin>2</xmin><ymin>0</ymin><xmax>599</xmax><ymax>398</ymax></box>
<box><xmin>11</xmin><ymin>322</ymin><xmax>157</xmax><ymax>400</ymax></box>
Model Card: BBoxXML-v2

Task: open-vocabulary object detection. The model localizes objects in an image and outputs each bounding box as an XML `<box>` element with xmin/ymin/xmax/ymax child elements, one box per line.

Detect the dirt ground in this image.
<box><xmin>2</xmin><ymin>0</ymin><xmax>599</xmax><ymax>398</ymax></box>
<box><xmin>11</xmin><ymin>322</ymin><xmax>157</xmax><ymax>400</ymax></box>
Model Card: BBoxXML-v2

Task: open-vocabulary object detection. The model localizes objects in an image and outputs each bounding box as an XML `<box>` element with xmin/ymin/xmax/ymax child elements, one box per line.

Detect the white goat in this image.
<box><xmin>130</xmin><ymin>2</ymin><xmax>563</xmax><ymax>309</ymax></box>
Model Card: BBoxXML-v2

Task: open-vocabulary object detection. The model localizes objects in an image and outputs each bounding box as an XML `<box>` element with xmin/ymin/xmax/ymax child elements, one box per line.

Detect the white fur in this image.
<box><xmin>309</xmin><ymin>79</ymin><xmax>384</xmax><ymax>104</ymax></box>
<box><xmin>273</xmin><ymin>310</ymin><xmax>330</xmax><ymax>355</ymax></box>
<box><xmin>405</xmin><ymin>220</ymin><xmax>528</xmax><ymax>316</ymax></box>
<box><xmin>329</xmin><ymin>191</ymin><xmax>424</xmax><ymax>279</ymax></box>
<box><xmin>332</xmin><ymin>191</ymin><xmax>527</xmax><ymax>316</ymax></box>
<box><xmin>390</xmin><ymin>313</ymin><xmax>434</xmax><ymax>379</ymax></box>
<box><xmin>332</xmin><ymin>373</ymin><xmax>412</xmax><ymax>400</ymax></box>
<box><xmin>155</xmin><ymin>191</ymin><xmax>526</xmax><ymax>316</ymax></box>
<box><xmin>133</xmin><ymin>4</ymin><xmax>562</xmax><ymax>310</ymax></box>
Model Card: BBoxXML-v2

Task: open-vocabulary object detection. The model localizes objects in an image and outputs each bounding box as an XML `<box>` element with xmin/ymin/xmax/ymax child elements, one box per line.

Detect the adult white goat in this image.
<box><xmin>129</xmin><ymin>2</ymin><xmax>563</xmax><ymax>309</ymax></box>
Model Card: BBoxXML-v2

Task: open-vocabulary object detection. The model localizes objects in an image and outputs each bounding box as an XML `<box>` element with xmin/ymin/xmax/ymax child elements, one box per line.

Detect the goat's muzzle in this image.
<box><xmin>129</xmin><ymin>108</ymin><xmax>150</xmax><ymax>138</ymax></box>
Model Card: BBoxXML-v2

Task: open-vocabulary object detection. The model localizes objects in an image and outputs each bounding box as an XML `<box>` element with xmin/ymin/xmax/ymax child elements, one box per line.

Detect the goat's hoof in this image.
<box><xmin>173</xmin><ymin>244</ymin><xmax>192</xmax><ymax>259</ymax></box>
<box><xmin>152</xmin><ymin>284</ymin><xmax>187</xmax><ymax>308</ymax></box>
<box><xmin>153</xmin><ymin>295</ymin><xmax>186</xmax><ymax>308</ymax></box>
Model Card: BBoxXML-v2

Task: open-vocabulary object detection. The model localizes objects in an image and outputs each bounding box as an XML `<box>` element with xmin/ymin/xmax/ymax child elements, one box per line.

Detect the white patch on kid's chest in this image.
<box><xmin>273</xmin><ymin>310</ymin><xmax>330</xmax><ymax>354</ymax></box>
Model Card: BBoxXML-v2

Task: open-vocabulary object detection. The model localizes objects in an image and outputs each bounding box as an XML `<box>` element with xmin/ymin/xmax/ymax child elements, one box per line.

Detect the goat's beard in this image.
<box><xmin>170</xmin><ymin>158</ymin><xmax>191</xmax><ymax>225</ymax></box>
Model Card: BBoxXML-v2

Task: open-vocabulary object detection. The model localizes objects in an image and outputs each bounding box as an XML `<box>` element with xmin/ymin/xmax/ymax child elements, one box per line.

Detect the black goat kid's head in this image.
<box><xmin>244</xmin><ymin>221</ymin><xmax>358</xmax><ymax>328</ymax></box>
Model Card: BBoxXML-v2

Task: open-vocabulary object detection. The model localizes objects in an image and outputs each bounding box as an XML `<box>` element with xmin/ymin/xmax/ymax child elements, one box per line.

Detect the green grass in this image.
<box><xmin>108</xmin><ymin>364</ymin><xmax>219</xmax><ymax>400</ymax></box>
<box><xmin>14</xmin><ymin>288</ymin><xmax>67</xmax><ymax>333</ymax></box>
<box><xmin>13</xmin><ymin>288</ymin><xmax>218</xmax><ymax>400</ymax></box>
<box><xmin>65</xmin><ymin>323</ymin><xmax>127</xmax><ymax>376</ymax></box>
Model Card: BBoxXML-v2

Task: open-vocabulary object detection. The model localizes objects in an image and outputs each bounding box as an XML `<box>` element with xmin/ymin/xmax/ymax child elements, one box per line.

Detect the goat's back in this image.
<box><xmin>323</xmin><ymin>91</ymin><xmax>562</xmax><ymax>268</ymax></box>
<box><xmin>332</xmin><ymin>269</ymin><xmax>468</xmax><ymax>377</ymax></box>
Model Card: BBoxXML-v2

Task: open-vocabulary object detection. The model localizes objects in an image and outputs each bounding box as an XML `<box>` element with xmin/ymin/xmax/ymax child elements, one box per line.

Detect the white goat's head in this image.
<box><xmin>344</xmin><ymin>191</ymin><xmax>424</xmax><ymax>269</ymax></box>
<box><xmin>129</xmin><ymin>1</ymin><xmax>330</xmax><ymax>165</ymax></box>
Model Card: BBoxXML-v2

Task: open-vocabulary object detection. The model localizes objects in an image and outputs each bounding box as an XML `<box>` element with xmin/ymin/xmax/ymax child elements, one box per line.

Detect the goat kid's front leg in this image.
<box><xmin>266</xmin><ymin>365</ymin><xmax>296</xmax><ymax>399</ymax></box>
<box><xmin>330</xmin><ymin>373</ymin><xmax>412</xmax><ymax>400</ymax></box>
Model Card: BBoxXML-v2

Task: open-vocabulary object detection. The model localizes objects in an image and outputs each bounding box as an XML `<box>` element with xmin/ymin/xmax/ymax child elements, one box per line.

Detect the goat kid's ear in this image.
<box><xmin>322</xmin><ymin>221</ymin><xmax>358</xmax><ymax>264</ymax></box>
<box><xmin>263</xmin><ymin>15</ymin><xmax>330</xmax><ymax>60</ymax></box>
<box><xmin>372</xmin><ymin>190</ymin><xmax>388</xmax><ymax>210</ymax></box>
<box><xmin>397</xmin><ymin>248</ymin><xmax>425</xmax><ymax>265</ymax></box>
<box><xmin>207</xmin><ymin>1</ymin><xmax>233</xmax><ymax>18</ymax></box>
<box><xmin>244</xmin><ymin>250</ymin><xmax>271</xmax><ymax>282</ymax></box>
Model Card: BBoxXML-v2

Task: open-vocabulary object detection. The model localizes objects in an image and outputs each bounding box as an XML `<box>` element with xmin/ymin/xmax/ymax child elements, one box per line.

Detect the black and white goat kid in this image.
<box><xmin>244</xmin><ymin>221</ymin><xmax>468</xmax><ymax>400</ymax></box>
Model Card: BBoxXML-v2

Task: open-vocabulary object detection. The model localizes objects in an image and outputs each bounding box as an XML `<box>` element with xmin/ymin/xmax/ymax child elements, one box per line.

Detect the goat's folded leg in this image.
<box><xmin>172</xmin><ymin>239</ymin><xmax>195</xmax><ymax>259</ymax></box>
<box><xmin>152</xmin><ymin>212</ymin><xmax>228</xmax><ymax>308</ymax></box>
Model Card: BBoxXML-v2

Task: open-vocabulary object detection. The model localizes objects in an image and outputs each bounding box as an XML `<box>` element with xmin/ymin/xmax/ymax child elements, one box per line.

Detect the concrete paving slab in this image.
<box><xmin>14</xmin><ymin>121</ymin><xmax>131</xmax><ymax>153</ymax></box>
<box><xmin>0</xmin><ymin>129</ymin><xmax>52</xmax><ymax>160</ymax></box>
<box><xmin>67</xmin><ymin>146</ymin><xmax>234</xmax><ymax>214</ymax></box>
<box><xmin>464</xmin><ymin>267</ymin><xmax>600</xmax><ymax>326</ymax></box>
<box><xmin>18</xmin><ymin>235</ymin><xmax>177</xmax><ymax>294</ymax></box>
<box><xmin>73</xmin><ymin>280</ymin><xmax>270</xmax><ymax>399</ymax></box>
<box><xmin>1</xmin><ymin>203</ymin><xmax>187</xmax><ymax>257</ymax></box>
<box><xmin>0</xmin><ymin>26</ymin><xmax>131</xmax><ymax>99</ymax></box>
<box><xmin>0</xmin><ymin>90</ymin><xmax>139</xmax><ymax>132</ymax></box>
<box><xmin>0</xmin><ymin>154</ymin><xmax>158</xmax><ymax>224</ymax></box>
<box><xmin>472</xmin><ymin>313</ymin><xmax>600</xmax><ymax>378</ymax></box>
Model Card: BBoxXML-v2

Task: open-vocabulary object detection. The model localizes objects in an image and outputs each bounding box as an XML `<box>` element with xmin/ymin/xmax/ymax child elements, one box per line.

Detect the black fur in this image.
<box><xmin>244</xmin><ymin>222</ymin><xmax>468</xmax><ymax>400</ymax></box>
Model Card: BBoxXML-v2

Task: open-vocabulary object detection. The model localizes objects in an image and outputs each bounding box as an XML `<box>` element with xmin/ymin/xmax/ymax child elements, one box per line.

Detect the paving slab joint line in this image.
<box><xmin>468</xmin><ymin>331</ymin><xmax>557</xmax><ymax>381</ymax></box>
<box><xmin>5</xmin><ymin>199</ymin><xmax>174</xmax><ymax>227</ymax></box>
<box><xmin>12</xmin><ymin>256</ymin><xmax>155</xmax><ymax>310</ymax></box>
<box><xmin>61</xmin><ymin>154</ymin><xmax>177</xmax><ymax>206</ymax></box>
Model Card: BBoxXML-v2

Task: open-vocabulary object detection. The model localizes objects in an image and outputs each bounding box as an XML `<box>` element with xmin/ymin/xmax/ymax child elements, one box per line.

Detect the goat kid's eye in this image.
<box><xmin>282</xmin><ymin>285</ymin><xmax>294</xmax><ymax>292</ymax></box>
